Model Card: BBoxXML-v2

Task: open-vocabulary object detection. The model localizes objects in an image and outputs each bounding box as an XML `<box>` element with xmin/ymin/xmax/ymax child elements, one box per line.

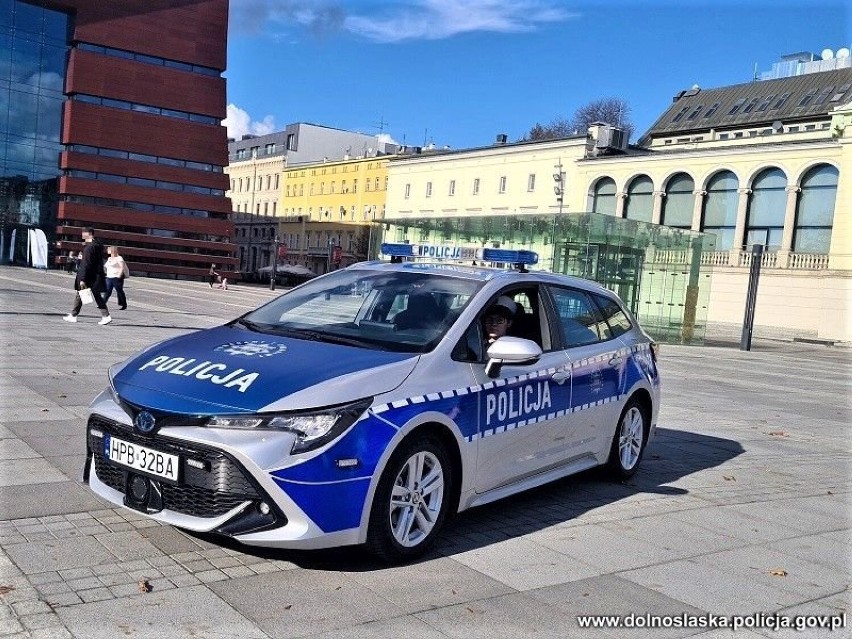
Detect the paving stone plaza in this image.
<box><xmin>0</xmin><ymin>266</ymin><xmax>849</xmax><ymax>638</ymax></box>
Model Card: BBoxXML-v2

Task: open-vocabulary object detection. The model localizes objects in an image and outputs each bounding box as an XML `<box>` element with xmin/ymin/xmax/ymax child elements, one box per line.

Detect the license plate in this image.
<box><xmin>104</xmin><ymin>435</ymin><xmax>180</xmax><ymax>482</ymax></box>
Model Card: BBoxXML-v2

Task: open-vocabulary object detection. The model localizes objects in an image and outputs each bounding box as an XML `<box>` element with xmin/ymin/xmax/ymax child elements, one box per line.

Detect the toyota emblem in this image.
<box><xmin>134</xmin><ymin>411</ymin><xmax>156</xmax><ymax>434</ymax></box>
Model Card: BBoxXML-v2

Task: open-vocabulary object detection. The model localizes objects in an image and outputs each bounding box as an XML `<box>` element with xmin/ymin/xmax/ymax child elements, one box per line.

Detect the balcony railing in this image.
<box><xmin>655</xmin><ymin>249</ymin><xmax>831</xmax><ymax>270</ymax></box>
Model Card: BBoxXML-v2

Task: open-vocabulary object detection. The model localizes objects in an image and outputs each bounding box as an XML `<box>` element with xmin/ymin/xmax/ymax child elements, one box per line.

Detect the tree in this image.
<box><xmin>521</xmin><ymin>97</ymin><xmax>635</xmax><ymax>142</ymax></box>
<box><xmin>570</xmin><ymin>97</ymin><xmax>634</xmax><ymax>141</ymax></box>
<box><xmin>521</xmin><ymin>117</ymin><xmax>575</xmax><ymax>142</ymax></box>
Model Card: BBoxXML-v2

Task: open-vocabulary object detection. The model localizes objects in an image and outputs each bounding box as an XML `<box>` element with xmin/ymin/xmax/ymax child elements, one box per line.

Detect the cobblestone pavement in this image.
<box><xmin>0</xmin><ymin>265</ymin><xmax>849</xmax><ymax>638</ymax></box>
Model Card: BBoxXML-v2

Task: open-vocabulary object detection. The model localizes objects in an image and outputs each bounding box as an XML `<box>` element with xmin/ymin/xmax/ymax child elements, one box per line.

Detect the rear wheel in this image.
<box><xmin>366</xmin><ymin>435</ymin><xmax>452</xmax><ymax>562</ymax></box>
<box><xmin>606</xmin><ymin>398</ymin><xmax>647</xmax><ymax>479</ymax></box>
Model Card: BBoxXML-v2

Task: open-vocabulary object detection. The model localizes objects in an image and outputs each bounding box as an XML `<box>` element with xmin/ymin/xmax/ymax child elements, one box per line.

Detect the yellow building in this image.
<box><xmin>278</xmin><ymin>156</ymin><xmax>390</xmax><ymax>273</ymax></box>
<box><xmin>385</xmin><ymin>69</ymin><xmax>851</xmax><ymax>343</ymax></box>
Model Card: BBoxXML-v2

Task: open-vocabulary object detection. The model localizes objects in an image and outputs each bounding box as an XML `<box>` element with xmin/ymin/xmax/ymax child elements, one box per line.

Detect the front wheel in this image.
<box><xmin>366</xmin><ymin>436</ymin><xmax>453</xmax><ymax>562</ymax></box>
<box><xmin>606</xmin><ymin>398</ymin><xmax>648</xmax><ymax>479</ymax></box>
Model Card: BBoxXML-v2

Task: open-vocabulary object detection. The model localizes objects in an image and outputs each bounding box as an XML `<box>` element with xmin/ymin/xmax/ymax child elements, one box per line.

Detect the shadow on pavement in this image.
<box><xmin>186</xmin><ymin>426</ymin><xmax>744</xmax><ymax>571</ymax></box>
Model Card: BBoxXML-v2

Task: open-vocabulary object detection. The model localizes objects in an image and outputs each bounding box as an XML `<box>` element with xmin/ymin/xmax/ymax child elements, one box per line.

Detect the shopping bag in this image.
<box><xmin>79</xmin><ymin>288</ymin><xmax>95</xmax><ymax>305</ymax></box>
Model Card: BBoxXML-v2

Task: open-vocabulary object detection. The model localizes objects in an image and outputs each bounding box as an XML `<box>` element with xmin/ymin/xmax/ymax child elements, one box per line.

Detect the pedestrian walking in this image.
<box><xmin>103</xmin><ymin>245</ymin><xmax>129</xmax><ymax>310</ymax></box>
<box><xmin>63</xmin><ymin>227</ymin><xmax>111</xmax><ymax>325</ymax></box>
<box><xmin>208</xmin><ymin>264</ymin><xmax>219</xmax><ymax>288</ymax></box>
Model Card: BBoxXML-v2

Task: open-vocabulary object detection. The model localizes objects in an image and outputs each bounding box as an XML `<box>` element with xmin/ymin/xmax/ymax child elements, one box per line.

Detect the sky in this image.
<box><xmin>224</xmin><ymin>0</ymin><xmax>851</xmax><ymax>149</ymax></box>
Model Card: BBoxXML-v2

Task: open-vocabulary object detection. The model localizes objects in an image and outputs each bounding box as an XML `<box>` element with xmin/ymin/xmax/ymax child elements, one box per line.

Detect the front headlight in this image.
<box><xmin>206</xmin><ymin>398</ymin><xmax>372</xmax><ymax>454</ymax></box>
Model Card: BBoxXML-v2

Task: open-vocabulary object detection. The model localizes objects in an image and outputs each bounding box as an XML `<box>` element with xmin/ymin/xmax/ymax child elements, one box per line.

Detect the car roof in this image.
<box><xmin>347</xmin><ymin>260</ymin><xmax>615</xmax><ymax>295</ymax></box>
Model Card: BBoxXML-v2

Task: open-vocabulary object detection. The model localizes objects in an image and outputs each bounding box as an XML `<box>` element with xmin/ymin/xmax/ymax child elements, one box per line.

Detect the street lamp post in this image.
<box><xmin>551</xmin><ymin>160</ymin><xmax>565</xmax><ymax>271</ymax></box>
<box><xmin>270</xmin><ymin>235</ymin><xmax>279</xmax><ymax>291</ymax></box>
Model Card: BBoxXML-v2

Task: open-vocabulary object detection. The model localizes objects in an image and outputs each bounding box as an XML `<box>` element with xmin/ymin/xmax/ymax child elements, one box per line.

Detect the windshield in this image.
<box><xmin>239</xmin><ymin>268</ymin><xmax>483</xmax><ymax>353</ymax></box>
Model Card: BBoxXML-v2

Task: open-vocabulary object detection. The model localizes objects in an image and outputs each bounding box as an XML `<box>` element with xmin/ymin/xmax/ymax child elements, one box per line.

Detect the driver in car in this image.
<box><xmin>482</xmin><ymin>295</ymin><xmax>516</xmax><ymax>349</ymax></box>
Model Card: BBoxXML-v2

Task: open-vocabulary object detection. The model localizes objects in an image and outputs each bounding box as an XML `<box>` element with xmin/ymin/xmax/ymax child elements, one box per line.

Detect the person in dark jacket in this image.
<box><xmin>63</xmin><ymin>227</ymin><xmax>111</xmax><ymax>325</ymax></box>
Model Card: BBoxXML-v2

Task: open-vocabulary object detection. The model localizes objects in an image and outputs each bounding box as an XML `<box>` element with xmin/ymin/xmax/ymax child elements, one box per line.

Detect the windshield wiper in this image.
<box><xmin>236</xmin><ymin>318</ymin><xmax>267</xmax><ymax>332</ymax></box>
<box><xmin>297</xmin><ymin>330</ymin><xmax>385</xmax><ymax>350</ymax></box>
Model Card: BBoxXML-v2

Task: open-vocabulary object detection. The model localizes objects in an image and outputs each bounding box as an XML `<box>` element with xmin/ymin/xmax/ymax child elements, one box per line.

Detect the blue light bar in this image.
<box><xmin>380</xmin><ymin>243</ymin><xmax>538</xmax><ymax>265</ymax></box>
<box><xmin>480</xmin><ymin>248</ymin><xmax>539</xmax><ymax>265</ymax></box>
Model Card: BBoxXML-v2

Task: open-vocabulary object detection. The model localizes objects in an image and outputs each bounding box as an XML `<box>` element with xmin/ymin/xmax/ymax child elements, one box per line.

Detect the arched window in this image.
<box><xmin>794</xmin><ymin>164</ymin><xmax>837</xmax><ymax>254</ymax></box>
<box><xmin>661</xmin><ymin>173</ymin><xmax>694</xmax><ymax>228</ymax></box>
<box><xmin>701</xmin><ymin>171</ymin><xmax>739</xmax><ymax>250</ymax></box>
<box><xmin>591</xmin><ymin>177</ymin><xmax>616</xmax><ymax>215</ymax></box>
<box><xmin>746</xmin><ymin>168</ymin><xmax>787</xmax><ymax>250</ymax></box>
<box><xmin>624</xmin><ymin>175</ymin><xmax>653</xmax><ymax>223</ymax></box>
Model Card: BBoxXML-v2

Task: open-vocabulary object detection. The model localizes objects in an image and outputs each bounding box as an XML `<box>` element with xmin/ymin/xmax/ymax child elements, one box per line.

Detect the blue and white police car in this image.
<box><xmin>83</xmin><ymin>244</ymin><xmax>660</xmax><ymax>561</ymax></box>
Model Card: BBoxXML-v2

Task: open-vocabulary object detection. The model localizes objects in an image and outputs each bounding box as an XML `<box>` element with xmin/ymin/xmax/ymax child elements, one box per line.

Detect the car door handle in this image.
<box><xmin>608</xmin><ymin>356</ymin><xmax>623</xmax><ymax>367</ymax></box>
<box><xmin>551</xmin><ymin>368</ymin><xmax>571</xmax><ymax>384</ymax></box>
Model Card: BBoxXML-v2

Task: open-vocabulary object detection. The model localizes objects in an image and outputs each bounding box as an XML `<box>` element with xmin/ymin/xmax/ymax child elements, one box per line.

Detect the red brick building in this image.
<box><xmin>12</xmin><ymin>0</ymin><xmax>234</xmax><ymax>278</ymax></box>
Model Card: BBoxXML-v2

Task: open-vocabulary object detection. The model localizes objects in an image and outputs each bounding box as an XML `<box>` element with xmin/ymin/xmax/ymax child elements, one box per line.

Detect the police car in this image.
<box><xmin>83</xmin><ymin>243</ymin><xmax>660</xmax><ymax>562</ymax></box>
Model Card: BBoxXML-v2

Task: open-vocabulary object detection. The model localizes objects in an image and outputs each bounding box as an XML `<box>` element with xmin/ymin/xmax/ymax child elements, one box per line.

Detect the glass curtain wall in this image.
<box><xmin>0</xmin><ymin>0</ymin><xmax>70</xmax><ymax>265</ymax></box>
<box><xmin>379</xmin><ymin>212</ymin><xmax>714</xmax><ymax>344</ymax></box>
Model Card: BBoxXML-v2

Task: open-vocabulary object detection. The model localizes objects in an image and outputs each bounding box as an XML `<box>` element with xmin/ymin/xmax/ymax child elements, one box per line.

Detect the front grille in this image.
<box><xmin>88</xmin><ymin>415</ymin><xmax>261</xmax><ymax>518</ymax></box>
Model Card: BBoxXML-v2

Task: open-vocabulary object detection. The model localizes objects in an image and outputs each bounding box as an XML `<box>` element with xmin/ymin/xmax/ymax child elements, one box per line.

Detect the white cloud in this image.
<box><xmin>222</xmin><ymin>104</ymin><xmax>277</xmax><ymax>139</ymax></box>
<box><xmin>344</xmin><ymin>0</ymin><xmax>575</xmax><ymax>43</ymax></box>
<box><xmin>229</xmin><ymin>0</ymin><xmax>574</xmax><ymax>42</ymax></box>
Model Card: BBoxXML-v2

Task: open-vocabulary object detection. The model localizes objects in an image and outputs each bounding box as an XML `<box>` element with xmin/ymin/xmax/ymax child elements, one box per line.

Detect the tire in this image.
<box><xmin>606</xmin><ymin>397</ymin><xmax>648</xmax><ymax>480</ymax></box>
<box><xmin>366</xmin><ymin>435</ymin><xmax>453</xmax><ymax>563</ymax></box>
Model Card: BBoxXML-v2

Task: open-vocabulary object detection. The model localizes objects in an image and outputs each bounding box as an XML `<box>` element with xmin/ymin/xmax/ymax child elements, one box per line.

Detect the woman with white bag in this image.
<box><xmin>63</xmin><ymin>227</ymin><xmax>111</xmax><ymax>325</ymax></box>
<box><xmin>103</xmin><ymin>246</ymin><xmax>129</xmax><ymax>310</ymax></box>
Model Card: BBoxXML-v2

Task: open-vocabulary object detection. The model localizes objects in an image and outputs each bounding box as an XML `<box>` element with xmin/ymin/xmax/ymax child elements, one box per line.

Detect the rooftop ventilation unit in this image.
<box><xmin>595</xmin><ymin>126</ymin><xmax>628</xmax><ymax>152</ymax></box>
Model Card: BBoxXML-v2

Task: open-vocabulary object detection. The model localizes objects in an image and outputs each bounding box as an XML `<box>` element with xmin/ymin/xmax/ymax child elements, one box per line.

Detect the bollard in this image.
<box><xmin>740</xmin><ymin>244</ymin><xmax>764</xmax><ymax>351</ymax></box>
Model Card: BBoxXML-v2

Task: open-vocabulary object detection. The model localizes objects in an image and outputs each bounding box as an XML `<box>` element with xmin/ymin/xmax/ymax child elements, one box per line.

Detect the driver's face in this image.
<box><xmin>484</xmin><ymin>314</ymin><xmax>510</xmax><ymax>340</ymax></box>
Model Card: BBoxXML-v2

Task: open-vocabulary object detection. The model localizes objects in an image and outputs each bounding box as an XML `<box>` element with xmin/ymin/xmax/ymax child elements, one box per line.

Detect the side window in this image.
<box><xmin>591</xmin><ymin>293</ymin><xmax>632</xmax><ymax>338</ymax></box>
<box><xmin>546</xmin><ymin>286</ymin><xmax>603</xmax><ymax>347</ymax></box>
<box><xmin>502</xmin><ymin>287</ymin><xmax>554</xmax><ymax>350</ymax></box>
<box><xmin>452</xmin><ymin>322</ymin><xmax>484</xmax><ymax>362</ymax></box>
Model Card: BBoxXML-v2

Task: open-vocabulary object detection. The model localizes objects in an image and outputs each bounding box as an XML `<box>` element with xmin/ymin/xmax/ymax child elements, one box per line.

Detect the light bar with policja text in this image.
<box><xmin>380</xmin><ymin>243</ymin><xmax>538</xmax><ymax>265</ymax></box>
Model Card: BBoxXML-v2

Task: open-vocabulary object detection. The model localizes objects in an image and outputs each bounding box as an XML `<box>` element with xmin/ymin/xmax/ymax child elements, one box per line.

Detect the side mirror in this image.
<box><xmin>484</xmin><ymin>336</ymin><xmax>543</xmax><ymax>379</ymax></box>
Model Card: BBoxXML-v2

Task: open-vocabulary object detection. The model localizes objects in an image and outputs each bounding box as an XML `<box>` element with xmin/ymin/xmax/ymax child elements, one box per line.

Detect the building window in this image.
<box><xmin>426</xmin><ymin>182</ymin><xmax>432</xmax><ymax>197</ymax></box>
<box><xmin>404</xmin><ymin>184</ymin><xmax>411</xmax><ymax>199</ymax></box>
<box><xmin>286</xmin><ymin>134</ymin><xmax>296</xmax><ymax>150</ymax></box>
<box><xmin>624</xmin><ymin>175</ymin><xmax>653</xmax><ymax>223</ymax></box>
<box><xmin>591</xmin><ymin>177</ymin><xmax>616</xmax><ymax>215</ymax></box>
<box><xmin>794</xmin><ymin>164</ymin><xmax>837</xmax><ymax>254</ymax></box>
<box><xmin>448</xmin><ymin>180</ymin><xmax>456</xmax><ymax>196</ymax></box>
<box><xmin>745</xmin><ymin>167</ymin><xmax>787</xmax><ymax>250</ymax></box>
<box><xmin>498</xmin><ymin>176</ymin><xmax>506</xmax><ymax>194</ymax></box>
<box><xmin>375</xmin><ymin>177</ymin><xmax>380</xmax><ymax>190</ymax></box>
<box><xmin>274</xmin><ymin>174</ymin><xmax>279</xmax><ymax>190</ymax></box>
<box><xmin>527</xmin><ymin>174</ymin><xmax>536</xmax><ymax>192</ymax></box>
<box><xmin>728</xmin><ymin>98</ymin><xmax>746</xmax><ymax>115</ymax></box>
<box><xmin>661</xmin><ymin>173</ymin><xmax>694</xmax><ymax>228</ymax></box>
<box><xmin>686</xmin><ymin>105</ymin><xmax>703</xmax><ymax>120</ymax></box>
<box><xmin>671</xmin><ymin>106</ymin><xmax>690</xmax><ymax>123</ymax></box>
<box><xmin>704</xmin><ymin>102</ymin><xmax>721</xmax><ymax>118</ymax></box>
<box><xmin>701</xmin><ymin>170</ymin><xmax>739</xmax><ymax>250</ymax></box>
<box><xmin>798</xmin><ymin>90</ymin><xmax>817</xmax><ymax>107</ymax></box>
<box><xmin>472</xmin><ymin>178</ymin><xmax>480</xmax><ymax>195</ymax></box>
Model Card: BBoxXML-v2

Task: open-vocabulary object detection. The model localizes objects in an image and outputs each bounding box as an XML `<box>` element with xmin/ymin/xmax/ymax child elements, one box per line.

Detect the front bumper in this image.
<box><xmin>83</xmin><ymin>409</ymin><xmax>364</xmax><ymax>550</ymax></box>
